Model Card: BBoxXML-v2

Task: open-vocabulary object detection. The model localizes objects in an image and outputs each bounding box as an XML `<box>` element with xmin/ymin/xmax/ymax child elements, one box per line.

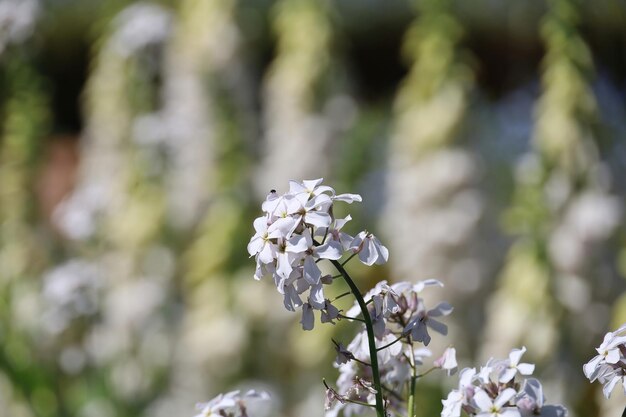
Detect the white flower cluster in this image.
<box><xmin>442</xmin><ymin>347</ymin><xmax>566</xmax><ymax>417</ymax></box>
<box><xmin>0</xmin><ymin>0</ymin><xmax>39</xmax><ymax>53</ymax></box>
<box><xmin>584</xmin><ymin>323</ymin><xmax>626</xmax><ymax>399</ymax></box>
<box><xmin>326</xmin><ymin>280</ymin><xmax>455</xmax><ymax>417</ymax></box>
<box><xmin>247</xmin><ymin>178</ymin><xmax>388</xmax><ymax>330</ymax></box>
<box><xmin>194</xmin><ymin>390</ymin><xmax>270</xmax><ymax>417</ymax></box>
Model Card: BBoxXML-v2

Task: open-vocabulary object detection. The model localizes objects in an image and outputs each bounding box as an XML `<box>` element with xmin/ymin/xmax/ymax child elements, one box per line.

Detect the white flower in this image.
<box><xmin>249</xmin><ymin>179</ymin><xmax>371</xmax><ymax>323</ymax></box>
<box><xmin>473</xmin><ymin>388</ymin><xmax>520</xmax><ymax>417</ymax></box>
<box><xmin>404</xmin><ymin>301</ymin><xmax>453</xmax><ymax>346</ymax></box>
<box><xmin>442</xmin><ymin>390</ymin><xmax>464</xmax><ymax>417</ymax></box>
<box><xmin>584</xmin><ymin>323</ymin><xmax>626</xmax><ymax>398</ymax></box>
<box><xmin>194</xmin><ymin>390</ymin><xmax>269</xmax><ymax>417</ymax></box>
<box><xmin>286</xmin><ymin>229</ymin><xmax>342</xmax><ymax>285</ymax></box>
<box><xmin>516</xmin><ymin>378</ymin><xmax>567</xmax><ymax>417</ymax></box>
<box><xmin>499</xmin><ymin>347</ymin><xmax>535</xmax><ymax>383</ymax></box>
<box><xmin>349</xmin><ymin>231</ymin><xmax>389</xmax><ymax>266</ymax></box>
<box><xmin>434</xmin><ymin>347</ymin><xmax>458</xmax><ymax>376</ymax></box>
<box><xmin>324</xmin><ymin>215</ymin><xmax>355</xmax><ymax>251</ymax></box>
<box><xmin>247</xmin><ymin>216</ymin><xmax>280</xmax><ymax>262</ymax></box>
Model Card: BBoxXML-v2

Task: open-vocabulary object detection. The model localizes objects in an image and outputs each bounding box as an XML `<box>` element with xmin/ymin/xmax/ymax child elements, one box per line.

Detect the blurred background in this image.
<box><xmin>0</xmin><ymin>0</ymin><xmax>625</xmax><ymax>416</ymax></box>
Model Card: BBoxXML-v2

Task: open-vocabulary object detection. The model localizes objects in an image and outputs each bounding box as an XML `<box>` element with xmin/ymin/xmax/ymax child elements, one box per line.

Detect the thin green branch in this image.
<box><xmin>329</xmin><ymin>259</ymin><xmax>385</xmax><ymax>417</ymax></box>
<box><xmin>338</xmin><ymin>313</ymin><xmax>365</xmax><ymax>323</ymax></box>
<box><xmin>376</xmin><ymin>335</ymin><xmax>405</xmax><ymax>352</ymax></box>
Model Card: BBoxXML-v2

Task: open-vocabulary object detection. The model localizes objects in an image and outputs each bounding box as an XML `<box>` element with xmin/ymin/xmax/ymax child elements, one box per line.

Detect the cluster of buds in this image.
<box><xmin>583</xmin><ymin>323</ymin><xmax>626</xmax><ymax>399</ymax></box>
<box><xmin>247</xmin><ymin>179</ymin><xmax>387</xmax><ymax>330</ymax></box>
<box><xmin>325</xmin><ymin>280</ymin><xmax>456</xmax><ymax>416</ymax></box>
<box><xmin>194</xmin><ymin>390</ymin><xmax>270</xmax><ymax>417</ymax></box>
<box><xmin>441</xmin><ymin>347</ymin><xmax>566</xmax><ymax>417</ymax></box>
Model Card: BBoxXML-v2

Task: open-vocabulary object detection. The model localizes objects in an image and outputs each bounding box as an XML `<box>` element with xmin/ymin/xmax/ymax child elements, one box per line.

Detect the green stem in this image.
<box><xmin>341</xmin><ymin>252</ymin><xmax>358</xmax><ymax>266</ymax></box>
<box><xmin>338</xmin><ymin>313</ymin><xmax>365</xmax><ymax>323</ymax></box>
<box><xmin>622</xmin><ymin>405</ymin><xmax>626</xmax><ymax>417</ymax></box>
<box><xmin>407</xmin><ymin>339</ymin><xmax>417</xmax><ymax>417</ymax></box>
<box><xmin>376</xmin><ymin>335</ymin><xmax>405</xmax><ymax>351</ymax></box>
<box><xmin>330</xmin><ymin>259</ymin><xmax>385</xmax><ymax>417</ymax></box>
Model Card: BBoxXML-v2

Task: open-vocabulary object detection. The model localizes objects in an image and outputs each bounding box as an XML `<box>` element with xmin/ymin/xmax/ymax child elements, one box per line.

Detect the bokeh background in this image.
<box><xmin>1</xmin><ymin>0</ymin><xmax>625</xmax><ymax>416</ymax></box>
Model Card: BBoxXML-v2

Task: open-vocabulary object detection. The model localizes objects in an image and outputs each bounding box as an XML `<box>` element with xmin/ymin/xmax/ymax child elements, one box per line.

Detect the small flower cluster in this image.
<box><xmin>441</xmin><ymin>347</ymin><xmax>566</xmax><ymax>417</ymax></box>
<box><xmin>326</xmin><ymin>280</ymin><xmax>456</xmax><ymax>417</ymax></box>
<box><xmin>194</xmin><ymin>390</ymin><xmax>270</xmax><ymax>417</ymax></box>
<box><xmin>247</xmin><ymin>178</ymin><xmax>388</xmax><ymax>330</ymax></box>
<box><xmin>583</xmin><ymin>323</ymin><xmax>626</xmax><ymax>399</ymax></box>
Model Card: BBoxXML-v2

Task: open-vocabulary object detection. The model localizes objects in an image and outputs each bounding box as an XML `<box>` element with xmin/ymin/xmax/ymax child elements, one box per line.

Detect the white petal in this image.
<box><xmin>413</xmin><ymin>279</ymin><xmax>444</xmax><ymax>292</ymax></box>
<box><xmin>349</xmin><ymin>232</ymin><xmax>365</xmax><ymax>251</ymax></box>
<box><xmin>300</xmin><ymin>303</ymin><xmax>314</xmax><ymax>331</ymax></box>
<box><xmin>316</xmin><ymin>240</ymin><xmax>343</xmax><ymax>260</ymax></box>
<box><xmin>359</xmin><ymin>238</ymin><xmax>378</xmax><ymax>266</ymax></box>
<box><xmin>412</xmin><ymin>323</ymin><xmax>431</xmax><ymax>345</ymax></box>
<box><xmin>334</xmin><ymin>215</ymin><xmax>352</xmax><ymax>230</ymax></box>
<box><xmin>286</xmin><ymin>234</ymin><xmax>309</xmax><ymax>253</ymax></box>
<box><xmin>309</xmin><ymin>283</ymin><xmax>325</xmax><ymax>309</ymax></box>
<box><xmin>373</xmin><ymin>236</ymin><xmax>389</xmax><ymax>264</ymax></box>
<box><xmin>305</xmin><ymin>211</ymin><xmax>332</xmax><ymax>228</ymax></box>
<box><xmin>333</xmin><ymin>193</ymin><xmax>362</xmax><ymax>203</ymax></box>
<box><xmin>500</xmin><ymin>408</ymin><xmax>521</xmax><ymax>417</ymax></box>
<box><xmin>583</xmin><ymin>355</ymin><xmax>603</xmax><ymax>379</ymax></box>
<box><xmin>268</xmin><ymin>216</ymin><xmax>296</xmax><ymax>238</ymax></box>
<box><xmin>303</xmin><ymin>256</ymin><xmax>321</xmax><ymax>285</ymax></box>
<box><xmin>427</xmin><ymin>318</ymin><xmax>448</xmax><ymax>336</ymax></box>
<box><xmin>499</xmin><ymin>368</ymin><xmax>517</xmax><ymax>383</ymax></box>
<box><xmin>606</xmin><ymin>348</ymin><xmax>621</xmax><ymax>364</ymax></box>
<box><xmin>247</xmin><ymin>236</ymin><xmax>264</xmax><ymax>256</ymax></box>
<box><xmin>495</xmin><ymin>388</ymin><xmax>517</xmax><ymax>408</ymax></box>
<box><xmin>509</xmin><ymin>347</ymin><xmax>527</xmax><ymax>366</ymax></box>
<box><xmin>289</xmin><ymin>180</ymin><xmax>308</xmax><ymax>195</ymax></box>
<box><xmin>603</xmin><ymin>375</ymin><xmax>620</xmax><ymax>398</ymax></box>
<box><xmin>517</xmin><ymin>363</ymin><xmax>535</xmax><ymax>375</ymax></box>
<box><xmin>283</xmin><ymin>285</ymin><xmax>302</xmax><ymax>311</ymax></box>
<box><xmin>473</xmin><ymin>389</ymin><xmax>494</xmax><ymax>411</ymax></box>
<box><xmin>429</xmin><ymin>302</ymin><xmax>454</xmax><ymax>317</ymax></box>
<box><xmin>302</xmin><ymin>178</ymin><xmax>324</xmax><ymax>190</ymax></box>
<box><xmin>276</xmin><ymin>252</ymin><xmax>293</xmax><ymax>278</ymax></box>
<box><xmin>258</xmin><ymin>243</ymin><xmax>275</xmax><ymax>264</ymax></box>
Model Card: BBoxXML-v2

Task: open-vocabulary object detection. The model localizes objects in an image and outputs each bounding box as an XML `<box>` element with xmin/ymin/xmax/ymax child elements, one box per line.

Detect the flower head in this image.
<box><xmin>248</xmin><ymin>179</ymin><xmax>390</xmax><ymax>331</ymax></box>
<box><xmin>584</xmin><ymin>323</ymin><xmax>626</xmax><ymax>398</ymax></box>
<box><xmin>441</xmin><ymin>349</ymin><xmax>566</xmax><ymax>417</ymax></box>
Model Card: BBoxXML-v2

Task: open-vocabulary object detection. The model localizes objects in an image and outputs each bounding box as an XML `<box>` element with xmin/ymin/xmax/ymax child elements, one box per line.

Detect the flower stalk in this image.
<box><xmin>330</xmin><ymin>258</ymin><xmax>386</xmax><ymax>417</ymax></box>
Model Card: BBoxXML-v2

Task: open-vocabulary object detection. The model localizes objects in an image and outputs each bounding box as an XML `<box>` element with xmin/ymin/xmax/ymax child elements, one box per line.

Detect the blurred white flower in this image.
<box><xmin>442</xmin><ymin>350</ymin><xmax>565</xmax><ymax>417</ymax></box>
<box><xmin>584</xmin><ymin>323</ymin><xmax>626</xmax><ymax>398</ymax></box>
<box><xmin>110</xmin><ymin>2</ymin><xmax>172</xmax><ymax>57</ymax></box>
<box><xmin>434</xmin><ymin>347</ymin><xmax>458</xmax><ymax>376</ymax></box>
<box><xmin>194</xmin><ymin>390</ymin><xmax>270</xmax><ymax>417</ymax></box>
<box><xmin>0</xmin><ymin>0</ymin><xmax>39</xmax><ymax>53</ymax></box>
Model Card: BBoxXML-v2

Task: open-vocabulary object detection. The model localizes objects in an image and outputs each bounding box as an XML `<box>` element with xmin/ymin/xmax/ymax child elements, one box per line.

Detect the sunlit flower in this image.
<box><xmin>349</xmin><ymin>231</ymin><xmax>389</xmax><ymax>266</ymax></box>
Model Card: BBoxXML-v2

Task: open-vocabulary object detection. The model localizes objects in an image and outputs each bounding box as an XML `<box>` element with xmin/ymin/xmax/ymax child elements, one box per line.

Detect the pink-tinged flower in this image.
<box><xmin>434</xmin><ymin>347</ymin><xmax>458</xmax><ymax>376</ymax></box>
<box><xmin>349</xmin><ymin>231</ymin><xmax>389</xmax><ymax>266</ymax></box>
